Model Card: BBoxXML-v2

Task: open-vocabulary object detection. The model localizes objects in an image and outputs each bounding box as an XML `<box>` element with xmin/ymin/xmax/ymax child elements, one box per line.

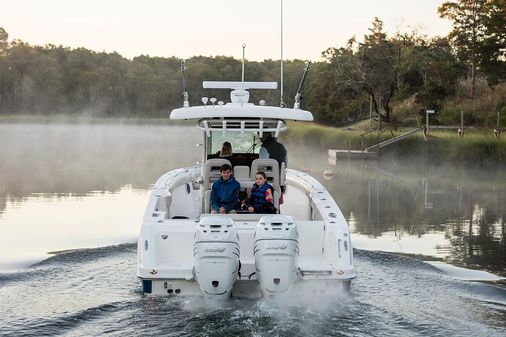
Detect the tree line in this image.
<box><xmin>0</xmin><ymin>0</ymin><xmax>504</xmax><ymax>126</ymax></box>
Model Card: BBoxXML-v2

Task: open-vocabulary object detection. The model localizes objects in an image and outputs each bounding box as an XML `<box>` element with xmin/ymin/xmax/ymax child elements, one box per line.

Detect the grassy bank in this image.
<box><xmin>282</xmin><ymin>122</ymin><xmax>506</xmax><ymax>165</ymax></box>
<box><xmin>3</xmin><ymin>114</ymin><xmax>505</xmax><ymax>165</ymax></box>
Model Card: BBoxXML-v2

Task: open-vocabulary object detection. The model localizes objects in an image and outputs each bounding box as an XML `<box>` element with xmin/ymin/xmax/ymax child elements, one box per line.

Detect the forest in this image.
<box><xmin>0</xmin><ymin>0</ymin><xmax>504</xmax><ymax>127</ymax></box>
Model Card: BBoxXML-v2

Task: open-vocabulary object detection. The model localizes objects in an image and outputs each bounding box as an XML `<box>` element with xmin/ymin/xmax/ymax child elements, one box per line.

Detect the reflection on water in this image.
<box><xmin>0</xmin><ymin>186</ymin><xmax>148</xmax><ymax>272</ymax></box>
<box><xmin>1</xmin><ymin>123</ymin><xmax>504</xmax><ymax>337</ymax></box>
<box><xmin>0</xmin><ymin>123</ymin><xmax>201</xmax><ymax>272</ymax></box>
<box><xmin>287</xmin><ymin>145</ymin><xmax>506</xmax><ymax>278</ymax></box>
<box><xmin>0</xmin><ymin>123</ymin><xmax>504</xmax><ymax>279</ymax></box>
<box><xmin>0</xmin><ymin>123</ymin><xmax>200</xmax><ymax>200</ymax></box>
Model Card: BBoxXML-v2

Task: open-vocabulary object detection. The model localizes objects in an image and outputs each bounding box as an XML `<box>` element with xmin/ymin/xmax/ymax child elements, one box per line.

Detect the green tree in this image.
<box><xmin>0</xmin><ymin>27</ymin><xmax>8</xmax><ymax>55</ymax></box>
<box><xmin>0</xmin><ymin>28</ymin><xmax>13</xmax><ymax>112</ymax></box>
<box><xmin>7</xmin><ymin>40</ymin><xmax>39</xmax><ymax>112</ymax></box>
<box><xmin>480</xmin><ymin>0</ymin><xmax>506</xmax><ymax>85</ymax></box>
<box><xmin>322</xmin><ymin>18</ymin><xmax>401</xmax><ymax>122</ymax></box>
<box><xmin>439</xmin><ymin>0</ymin><xmax>505</xmax><ymax>96</ymax></box>
<box><xmin>398</xmin><ymin>35</ymin><xmax>464</xmax><ymax>114</ymax></box>
<box><xmin>307</xmin><ymin>46</ymin><xmax>368</xmax><ymax>125</ymax></box>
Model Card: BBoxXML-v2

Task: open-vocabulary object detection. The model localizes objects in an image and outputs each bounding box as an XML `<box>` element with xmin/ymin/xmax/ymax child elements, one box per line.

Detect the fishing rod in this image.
<box><xmin>294</xmin><ymin>61</ymin><xmax>311</xmax><ymax>109</ymax></box>
<box><xmin>181</xmin><ymin>59</ymin><xmax>189</xmax><ymax>107</ymax></box>
<box><xmin>280</xmin><ymin>0</ymin><xmax>285</xmax><ymax>108</ymax></box>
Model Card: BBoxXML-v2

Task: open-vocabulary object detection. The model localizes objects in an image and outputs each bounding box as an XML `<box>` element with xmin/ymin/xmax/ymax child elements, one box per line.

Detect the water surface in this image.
<box><xmin>0</xmin><ymin>123</ymin><xmax>504</xmax><ymax>336</ymax></box>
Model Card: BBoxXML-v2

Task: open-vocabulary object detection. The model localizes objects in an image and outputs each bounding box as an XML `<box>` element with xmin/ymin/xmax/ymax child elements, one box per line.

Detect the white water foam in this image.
<box><xmin>425</xmin><ymin>261</ymin><xmax>505</xmax><ymax>281</ymax></box>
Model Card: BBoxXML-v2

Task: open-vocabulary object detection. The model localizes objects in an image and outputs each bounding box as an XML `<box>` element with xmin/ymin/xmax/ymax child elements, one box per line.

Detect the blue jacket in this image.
<box><xmin>211</xmin><ymin>176</ymin><xmax>240</xmax><ymax>212</ymax></box>
<box><xmin>251</xmin><ymin>182</ymin><xmax>274</xmax><ymax>209</ymax></box>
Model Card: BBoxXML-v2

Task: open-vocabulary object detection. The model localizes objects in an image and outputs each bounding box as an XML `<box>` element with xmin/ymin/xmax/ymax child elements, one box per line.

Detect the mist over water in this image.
<box><xmin>0</xmin><ymin>123</ymin><xmax>200</xmax><ymax>198</ymax></box>
<box><xmin>285</xmin><ymin>142</ymin><xmax>506</xmax><ymax>278</ymax></box>
<box><xmin>0</xmin><ymin>123</ymin><xmax>201</xmax><ymax>271</ymax></box>
<box><xmin>0</xmin><ymin>122</ymin><xmax>505</xmax><ymax>336</ymax></box>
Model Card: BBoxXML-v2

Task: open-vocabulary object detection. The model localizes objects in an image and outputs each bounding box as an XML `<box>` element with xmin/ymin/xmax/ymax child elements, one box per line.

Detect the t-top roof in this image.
<box><xmin>170</xmin><ymin>103</ymin><xmax>314</xmax><ymax>121</ymax></box>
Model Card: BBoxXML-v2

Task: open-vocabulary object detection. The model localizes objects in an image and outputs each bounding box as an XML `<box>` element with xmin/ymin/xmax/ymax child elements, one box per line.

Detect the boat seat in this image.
<box><xmin>234</xmin><ymin>165</ymin><xmax>250</xmax><ymax>179</ymax></box>
<box><xmin>204</xmin><ymin>190</ymin><xmax>212</xmax><ymax>213</ymax></box>
<box><xmin>200</xmin><ymin>213</ymin><xmax>265</xmax><ymax>221</ymax></box>
<box><xmin>202</xmin><ymin>158</ymin><xmax>232</xmax><ymax>190</ymax></box>
<box><xmin>204</xmin><ymin>186</ymin><xmax>252</xmax><ymax>213</ymax></box>
<box><xmin>250</xmin><ymin>159</ymin><xmax>280</xmax><ymax>192</ymax></box>
<box><xmin>203</xmin><ymin>159</ymin><xmax>281</xmax><ymax>214</ymax></box>
<box><xmin>204</xmin><ymin>184</ymin><xmax>279</xmax><ymax>214</ymax></box>
<box><xmin>279</xmin><ymin>162</ymin><xmax>286</xmax><ymax>188</ymax></box>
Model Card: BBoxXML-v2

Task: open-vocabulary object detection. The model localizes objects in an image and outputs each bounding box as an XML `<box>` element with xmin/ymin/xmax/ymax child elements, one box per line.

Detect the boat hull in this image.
<box><xmin>141</xmin><ymin>278</ymin><xmax>352</xmax><ymax>298</ymax></box>
<box><xmin>137</xmin><ymin>167</ymin><xmax>355</xmax><ymax>298</ymax></box>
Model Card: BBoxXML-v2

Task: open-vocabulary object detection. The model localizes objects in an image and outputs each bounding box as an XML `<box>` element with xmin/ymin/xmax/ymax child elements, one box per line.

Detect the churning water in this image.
<box><xmin>0</xmin><ymin>245</ymin><xmax>505</xmax><ymax>336</ymax></box>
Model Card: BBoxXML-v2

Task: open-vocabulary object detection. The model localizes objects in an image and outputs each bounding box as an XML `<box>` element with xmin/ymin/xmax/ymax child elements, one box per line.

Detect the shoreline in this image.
<box><xmin>282</xmin><ymin>121</ymin><xmax>506</xmax><ymax>165</ymax></box>
<box><xmin>2</xmin><ymin>114</ymin><xmax>505</xmax><ymax>164</ymax></box>
<box><xmin>0</xmin><ymin>114</ymin><xmax>191</xmax><ymax>126</ymax></box>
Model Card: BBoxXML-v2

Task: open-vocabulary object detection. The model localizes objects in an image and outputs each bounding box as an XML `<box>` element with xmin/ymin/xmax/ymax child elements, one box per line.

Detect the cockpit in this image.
<box><xmin>199</xmin><ymin>117</ymin><xmax>287</xmax><ymax>169</ymax></box>
<box><xmin>198</xmin><ymin>118</ymin><xmax>287</xmax><ymax>214</ymax></box>
<box><xmin>168</xmin><ymin>79</ymin><xmax>312</xmax><ymax>216</ymax></box>
<box><xmin>205</xmin><ymin>129</ymin><xmax>260</xmax><ymax>166</ymax></box>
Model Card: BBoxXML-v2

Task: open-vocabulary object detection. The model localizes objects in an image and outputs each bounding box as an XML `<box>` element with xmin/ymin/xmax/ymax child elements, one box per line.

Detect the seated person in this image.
<box><xmin>210</xmin><ymin>164</ymin><xmax>240</xmax><ymax>214</ymax></box>
<box><xmin>218</xmin><ymin>141</ymin><xmax>233</xmax><ymax>158</ymax></box>
<box><xmin>247</xmin><ymin>171</ymin><xmax>277</xmax><ymax>214</ymax></box>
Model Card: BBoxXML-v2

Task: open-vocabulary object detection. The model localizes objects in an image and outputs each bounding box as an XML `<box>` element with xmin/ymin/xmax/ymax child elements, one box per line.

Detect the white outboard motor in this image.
<box><xmin>254</xmin><ymin>215</ymin><xmax>299</xmax><ymax>295</ymax></box>
<box><xmin>194</xmin><ymin>216</ymin><xmax>239</xmax><ymax>297</ymax></box>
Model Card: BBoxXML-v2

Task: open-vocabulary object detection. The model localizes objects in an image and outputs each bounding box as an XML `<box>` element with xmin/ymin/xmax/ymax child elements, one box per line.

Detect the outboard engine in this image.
<box><xmin>254</xmin><ymin>215</ymin><xmax>299</xmax><ymax>295</ymax></box>
<box><xmin>193</xmin><ymin>216</ymin><xmax>239</xmax><ymax>297</ymax></box>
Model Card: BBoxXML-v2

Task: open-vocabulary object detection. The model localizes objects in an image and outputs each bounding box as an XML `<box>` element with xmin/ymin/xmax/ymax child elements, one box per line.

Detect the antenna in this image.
<box><xmin>241</xmin><ymin>43</ymin><xmax>246</xmax><ymax>87</ymax></box>
<box><xmin>241</xmin><ymin>43</ymin><xmax>246</xmax><ymax>106</ymax></box>
<box><xmin>280</xmin><ymin>0</ymin><xmax>285</xmax><ymax>108</ymax></box>
<box><xmin>181</xmin><ymin>59</ymin><xmax>189</xmax><ymax>107</ymax></box>
<box><xmin>294</xmin><ymin>61</ymin><xmax>311</xmax><ymax>109</ymax></box>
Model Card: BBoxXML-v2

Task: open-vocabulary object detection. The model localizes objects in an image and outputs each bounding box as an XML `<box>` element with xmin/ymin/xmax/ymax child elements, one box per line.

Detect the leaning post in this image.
<box><xmin>425</xmin><ymin>109</ymin><xmax>435</xmax><ymax>142</ymax></box>
<box><xmin>459</xmin><ymin>110</ymin><xmax>464</xmax><ymax>139</ymax></box>
<box><xmin>495</xmin><ymin>110</ymin><xmax>501</xmax><ymax>140</ymax></box>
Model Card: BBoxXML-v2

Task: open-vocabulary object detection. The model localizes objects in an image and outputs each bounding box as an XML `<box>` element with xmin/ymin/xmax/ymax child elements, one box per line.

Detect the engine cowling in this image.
<box><xmin>254</xmin><ymin>215</ymin><xmax>299</xmax><ymax>295</ymax></box>
<box><xmin>194</xmin><ymin>216</ymin><xmax>239</xmax><ymax>297</ymax></box>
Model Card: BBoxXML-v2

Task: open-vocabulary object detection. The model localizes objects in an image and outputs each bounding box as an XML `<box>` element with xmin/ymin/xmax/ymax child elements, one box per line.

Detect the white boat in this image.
<box><xmin>137</xmin><ymin>78</ymin><xmax>355</xmax><ymax>298</ymax></box>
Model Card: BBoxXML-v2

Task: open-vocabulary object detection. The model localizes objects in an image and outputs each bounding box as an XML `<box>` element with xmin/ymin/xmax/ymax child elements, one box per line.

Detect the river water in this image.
<box><xmin>0</xmin><ymin>123</ymin><xmax>505</xmax><ymax>336</ymax></box>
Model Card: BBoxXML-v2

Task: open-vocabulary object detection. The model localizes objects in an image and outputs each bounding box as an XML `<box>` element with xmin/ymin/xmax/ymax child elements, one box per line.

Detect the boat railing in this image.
<box><xmin>199</xmin><ymin>119</ymin><xmax>286</xmax><ymax>137</ymax></box>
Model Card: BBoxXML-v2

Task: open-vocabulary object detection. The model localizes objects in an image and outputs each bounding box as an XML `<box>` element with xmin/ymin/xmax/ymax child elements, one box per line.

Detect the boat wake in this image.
<box><xmin>0</xmin><ymin>246</ymin><xmax>504</xmax><ymax>337</ymax></box>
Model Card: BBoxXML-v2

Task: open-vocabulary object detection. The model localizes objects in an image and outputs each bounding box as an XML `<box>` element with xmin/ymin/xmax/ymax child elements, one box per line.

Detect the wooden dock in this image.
<box><xmin>328</xmin><ymin>149</ymin><xmax>378</xmax><ymax>161</ymax></box>
<box><xmin>328</xmin><ymin>127</ymin><xmax>423</xmax><ymax>162</ymax></box>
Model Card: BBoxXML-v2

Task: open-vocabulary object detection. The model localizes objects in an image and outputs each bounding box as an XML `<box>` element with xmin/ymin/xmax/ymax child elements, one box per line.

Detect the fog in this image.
<box><xmin>277</xmin><ymin>141</ymin><xmax>505</xmax><ymax>276</ymax></box>
<box><xmin>0</xmin><ymin>122</ymin><xmax>504</xmax><ymax>276</ymax></box>
<box><xmin>0</xmin><ymin>122</ymin><xmax>201</xmax><ymax>196</ymax></box>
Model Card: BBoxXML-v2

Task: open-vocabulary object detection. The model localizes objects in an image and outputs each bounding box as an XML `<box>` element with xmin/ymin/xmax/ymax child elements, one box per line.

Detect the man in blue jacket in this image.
<box><xmin>210</xmin><ymin>164</ymin><xmax>240</xmax><ymax>214</ymax></box>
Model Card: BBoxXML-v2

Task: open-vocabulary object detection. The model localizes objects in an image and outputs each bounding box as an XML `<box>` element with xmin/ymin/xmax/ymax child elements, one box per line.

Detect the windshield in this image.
<box><xmin>208</xmin><ymin>131</ymin><xmax>260</xmax><ymax>155</ymax></box>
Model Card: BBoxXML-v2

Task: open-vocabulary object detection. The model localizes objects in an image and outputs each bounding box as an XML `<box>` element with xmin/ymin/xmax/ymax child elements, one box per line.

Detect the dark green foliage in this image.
<box><xmin>0</xmin><ymin>4</ymin><xmax>504</xmax><ymax>126</ymax></box>
<box><xmin>398</xmin><ymin>36</ymin><xmax>465</xmax><ymax>115</ymax></box>
<box><xmin>0</xmin><ymin>36</ymin><xmax>311</xmax><ymax>117</ymax></box>
<box><xmin>315</xmin><ymin>18</ymin><xmax>403</xmax><ymax>123</ymax></box>
<box><xmin>439</xmin><ymin>0</ymin><xmax>506</xmax><ymax>95</ymax></box>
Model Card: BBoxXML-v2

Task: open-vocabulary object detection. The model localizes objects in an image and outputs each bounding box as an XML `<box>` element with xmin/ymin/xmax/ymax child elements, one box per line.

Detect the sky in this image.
<box><xmin>0</xmin><ymin>0</ymin><xmax>453</xmax><ymax>61</ymax></box>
